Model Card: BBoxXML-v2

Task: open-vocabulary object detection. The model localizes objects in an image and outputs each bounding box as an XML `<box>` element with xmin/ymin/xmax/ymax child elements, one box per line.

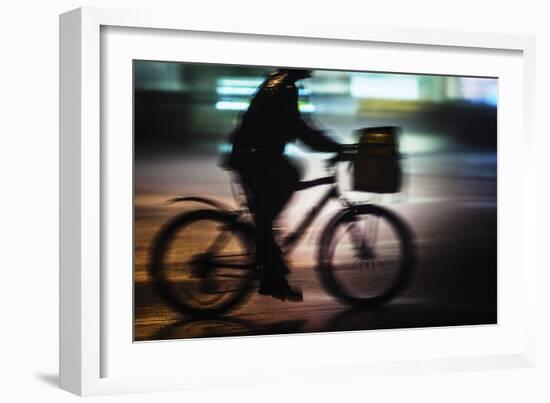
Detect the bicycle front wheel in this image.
<box><xmin>149</xmin><ymin>209</ymin><xmax>256</xmax><ymax>317</ymax></box>
<box><xmin>318</xmin><ymin>204</ymin><xmax>414</xmax><ymax>308</ymax></box>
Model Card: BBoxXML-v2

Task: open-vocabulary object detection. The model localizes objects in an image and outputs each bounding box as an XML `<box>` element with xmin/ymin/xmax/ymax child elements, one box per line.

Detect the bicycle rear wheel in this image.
<box><xmin>318</xmin><ymin>204</ymin><xmax>414</xmax><ymax>308</ymax></box>
<box><xmin>149</xmin><ymin>209</ymin><xmax>256</xmax><ymax>317</ymax></box>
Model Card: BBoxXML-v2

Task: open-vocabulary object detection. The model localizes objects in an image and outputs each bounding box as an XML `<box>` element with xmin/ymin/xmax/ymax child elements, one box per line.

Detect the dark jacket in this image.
<box><xmin>227</xmin><ymin>71</ymin><xmax>340</xmax><ymax>168</ymax></box>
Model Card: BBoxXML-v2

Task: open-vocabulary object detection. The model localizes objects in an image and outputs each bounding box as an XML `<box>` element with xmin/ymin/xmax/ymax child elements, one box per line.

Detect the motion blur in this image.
<box><xmin>134</xmin><ymin>61</ymin><xmax>497</xmax><ymax>341</ymax></box>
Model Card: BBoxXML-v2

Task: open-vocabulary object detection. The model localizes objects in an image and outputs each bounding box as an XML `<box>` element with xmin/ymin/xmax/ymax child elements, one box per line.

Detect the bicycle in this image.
<box><xmin>149</xmin><ymin>144</ymin><xmax>415</xmax><ymax>317</ymax></box>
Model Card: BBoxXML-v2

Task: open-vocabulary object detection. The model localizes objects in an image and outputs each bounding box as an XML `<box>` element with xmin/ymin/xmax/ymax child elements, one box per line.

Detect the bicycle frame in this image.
<box><xmin>203</xmin><ymin>172</ymin><xmax>374</xmax><ymax>274</ymax></box>
<box><xmin>280</xmin><ymin>176</ymin><xmax>342</xmax><ymax>255</ymax></box>
<box><xmin>177</xmin><ymin>162</ymin><xmax>360</xmax><ymax>272</ymax></box>
<box><xmin>196</xmin><ymin>173</ymin><xmax>343</xmax><ymax>271</ymax></box>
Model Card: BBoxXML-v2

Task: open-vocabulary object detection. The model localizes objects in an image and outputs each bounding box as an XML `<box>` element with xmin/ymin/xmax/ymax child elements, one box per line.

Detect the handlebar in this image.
<box><xmin>293</xmin><ymin>145</ymin><xmax>358</xmax><ymax>192</ymax></box>
<box><xmin>326</xmin><ymin>144</ymin><xmax>358</xmax><ymax>167</ymax></box>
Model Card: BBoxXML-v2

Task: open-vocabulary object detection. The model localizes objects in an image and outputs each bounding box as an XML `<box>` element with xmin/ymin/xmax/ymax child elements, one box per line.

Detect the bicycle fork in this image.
<box><xmin>346</xmin><ymin>214</ymin><xmax>378</xmax><ymax>263</ymax></box>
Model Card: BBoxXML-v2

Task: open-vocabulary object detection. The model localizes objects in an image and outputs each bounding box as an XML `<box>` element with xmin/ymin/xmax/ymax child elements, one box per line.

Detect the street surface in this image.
<box><xmin>134</xmin><ymin>152</ymin><xmax>497</xmax><ymax>341</ymax></box>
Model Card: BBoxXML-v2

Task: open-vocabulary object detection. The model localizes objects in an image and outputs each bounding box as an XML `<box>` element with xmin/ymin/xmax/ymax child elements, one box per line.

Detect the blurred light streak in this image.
<box><xmin>284</xmin><ymin>143</ymin><xmax>308</xmax><ymax>157</ymax></box>
<box><xmin>351</xmin><ymin>75</ymin><xmax>419</xmax><ymax>100</ymax></box>
<box><xmin>216</xmin><ymin>100</ymin><xmax>315</xmax><ymax>112</ymax></box>
<box><xmin>400</xmin><ymin>132</ymin><xmax>450</xmax><ymax>154</ymax></box>
<box><xmin>458</xmin><ymin>78</ymin><xmax>498</xmax><ymax>106</ymax></box>
<box><xmin>218</xmin><ymin>142</ymin><xmax>322</xmax><ymax>159</ymax></box>
<box><xmin>216</xmin><ymin>86</ymin><xmax>256</xmax><ymax>96</ymax></box>
<box><xmin>218</xmin><ymin>143</ymin><xmax>232</xmax><ymax>154</ymax></box>
<box><xmin>356</xmin><ymin>99</ymin><xmax>424</xmax><ymax>116</ymax></box>
<box><xmin>218</xmin><ymin>78</ymin><xmax>264</xmax><ymax>88</ymax></box>
<box><xmin>298</xmin><ymin>102</ymin><xmax>316</xmax><ymax>112</ymax></box>
<box><xmin>216</xmin><ymin>86</ymin><xmax>310</xmax><ymax>96</ymax></box>
<box><xmin>215</xmin><ymin>101</ymin><xmax>250</xmax><ymax>110</ymax></box>
<box><xmin>305</xmin><ymin>81</ymin><xmax>350</xmax><ymax>95</ymax></box>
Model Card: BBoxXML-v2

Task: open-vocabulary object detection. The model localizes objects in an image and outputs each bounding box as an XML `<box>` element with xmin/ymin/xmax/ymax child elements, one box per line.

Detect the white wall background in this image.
<box><xmin>1</xmin><ymin>0</ymin><xmax>548</xmax><ymax>401</ymax></box>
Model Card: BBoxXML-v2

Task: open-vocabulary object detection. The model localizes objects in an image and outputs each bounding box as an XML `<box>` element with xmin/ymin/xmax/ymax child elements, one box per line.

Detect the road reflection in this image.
<box><xmin>152</xmin><ymin>316</ymin><xmax>306</xmax><ymax>341</ymax></box>
<box><xmin>148</xmin><ymin>298</ymin><xmax>495</xmax><ymax>341</ymax></box>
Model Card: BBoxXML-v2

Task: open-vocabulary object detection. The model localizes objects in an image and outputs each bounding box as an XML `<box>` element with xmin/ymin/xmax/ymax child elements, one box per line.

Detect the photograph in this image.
<box><xmin>133</xmin><ymin>61</ymin><xmax>497</xmax><ymax>341</ymax></box>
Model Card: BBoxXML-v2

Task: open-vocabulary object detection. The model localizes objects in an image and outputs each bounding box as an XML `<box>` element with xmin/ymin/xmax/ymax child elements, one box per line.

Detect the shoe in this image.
<box><xmin>258</xmin><ymin>276</ymin><xmax>303</xmax><ymax>302</ymax></box>
<box><xmin>271</xmin><ymin>283</ymin><xmax>303</xmax><ymax>302</ymax></box>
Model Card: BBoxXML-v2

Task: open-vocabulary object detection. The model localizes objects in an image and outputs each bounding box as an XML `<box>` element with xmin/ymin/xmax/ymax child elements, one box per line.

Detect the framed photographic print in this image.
<box><xmin>60</xmin><ymin>6</ymin><xmax>537</xmax><ymax>396</ymax></box>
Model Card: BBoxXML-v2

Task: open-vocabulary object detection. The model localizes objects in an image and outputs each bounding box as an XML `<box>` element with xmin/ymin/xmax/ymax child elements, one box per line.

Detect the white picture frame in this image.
<box><xmin>59</xmin><ymin>6</ymin><xmax>537</xmax><ymax>396</ymax></box>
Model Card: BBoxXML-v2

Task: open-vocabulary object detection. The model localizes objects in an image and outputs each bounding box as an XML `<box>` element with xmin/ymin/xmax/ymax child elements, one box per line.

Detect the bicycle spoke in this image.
<box><xmin>322</xmin><ymin>208</ymin><xmax>409</xmax><ymax>304</ymax></box>
<box><xmin>205</xmin><ymin>225</ymin><xmax>232</xmax><ymax>255</ymax></box>
<box><xmin>369</xmin><ymin>214</ymin><xmax>379</xmax><ymax>250</ymax></box>
<box><xmin>209</xmin><ymin>252</ymin><xmax>255</xmax><ymax>270</ymax></box>
<box><xmin>152</xmin><ymin>210</ymin><xmax>255</xmax><ymax>314</ymax></box>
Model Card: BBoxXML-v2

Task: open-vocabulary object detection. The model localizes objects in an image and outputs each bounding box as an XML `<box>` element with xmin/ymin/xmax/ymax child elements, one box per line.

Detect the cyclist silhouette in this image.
<box><xmin>225</xmin><ymin>68</ymin><xmax>342</xmax><ymax>302</ymax></box>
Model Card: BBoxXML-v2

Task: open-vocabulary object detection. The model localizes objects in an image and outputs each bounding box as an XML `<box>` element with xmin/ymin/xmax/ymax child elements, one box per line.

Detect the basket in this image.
<box><xmin>352</xmin><ymin>126</ymin><xmax>402</xmax><ymax>194</ymax></box>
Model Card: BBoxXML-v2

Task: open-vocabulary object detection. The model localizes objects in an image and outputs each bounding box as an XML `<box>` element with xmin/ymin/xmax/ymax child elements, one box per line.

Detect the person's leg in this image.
<box><xmin>254</xmin><ymin>158</ymin><xmax>302</xmax><ymax>300</ymax></box>
<box><xmin>238</xmin><ymin>157</ymin><xmax>302</xmax><ymax>301</ymax></box>
<box><xmin>243</xmin><ymin>178</ymin><xmax>285</xmax><ymax>273</ymax></box>
<box><xmin>262</xmin><ymin>158</ymin><xmax>299</xmax><ymax>274</ymax></box>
